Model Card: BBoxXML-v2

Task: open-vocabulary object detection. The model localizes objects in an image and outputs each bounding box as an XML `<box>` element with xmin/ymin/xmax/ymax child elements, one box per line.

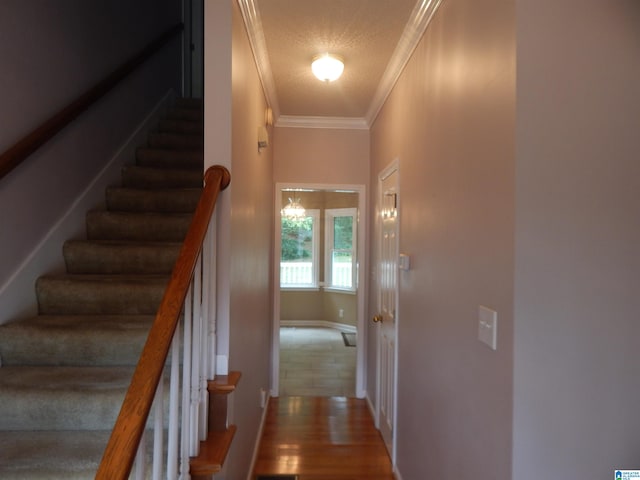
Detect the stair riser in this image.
<box><xmin>148</xmin><ymin>132</ymin><xmax>203</xmax><ymax>150</ymax></box>
<box><xmin>64</xmin><ymin>241</ymin><xmax>180</xmax><ymax>274</ymax></box>
<box><xmin>106</xmin><ymin>187</ymin><xmax>202</xmax><ymax>213</ymax></box>
<box><xmin>136</xmin><ymin>147</ymin><xmax>203</xmax><ymax>169</ymax></box>
<box><xmin>36</xmin><ymin>277</ymin><xmax>168</xmax><ymax>315</ymax></box>
<box><xmin>86</xmin><ymin>211</ymin><xmax>192</xmax><ymax>242</ymax></box>
<box><xmin>158</xmin><ymin>118</ymin><xmax>203</xmax><ymax>134</ymax></box>
<box><xmin>122</xmin><ymin>166</ymin><xmax>203</xmax><ymax>189</ymax></box>
<box><xmin>0</xmin><ymin>388</ymin><xmax>126</xmax><ymax>431</ymax></box>
<box><xmin>165</xmin><ymin>108</ymin><xmax>202</xmax><ymax>122</ymax></box>
<box><xmin>0</xmin><ymin>384</ymin><xmax>171</xmax><ymax>431</ymax></box>
<box><xmin>0</xmin><ymin>327</ymin><xmax>148</xmax><ymax>366</ymax></box>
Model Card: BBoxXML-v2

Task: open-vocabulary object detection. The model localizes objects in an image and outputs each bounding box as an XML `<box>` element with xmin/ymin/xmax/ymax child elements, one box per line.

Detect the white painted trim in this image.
<box><xmin>394</xmin><ymin>466</ymin><xmax>404</xmax><ymax>480</ymax></box>
<box><xmin>236</xmin><ymin>0</ymin><xmax>280</xmax><ymax>118</ymax></box>
<box><xmin>276</xmin><ymin>115</ymin><xmax>368</xmax><ymax>130</ymax></box>
<box><xmin>365</xmin><ymin>391</ymin><xmax>377</xmax><ymax>426</ymax></box>
<box><xmin>238</xmin><ymin>0</ymin><xmax>444</xmax><ymax>129</ymax></box>
<box><xmin>280</xmin><ymin>320</ymin><xmax>356</xmax><ymax>334</ymax></box>
<box><xmin>375</xmin><ymin>159</ymin><xmax>400</xmax><ymax>465</ymax></box>
<box><xmin>273</xmin><ymin>183</ymin><xmax>367</xmax><ymax>399</ymax></box>
<box><xmin>215</xmin><ymin>354</ymin><xmax>229</xmax><ymax>376</ymax></box>
<box><xmin>0</xmin><ymin>90</ymin><xmax>176</xmax><ymax>324</ymax></box>
<box><xmin>245</xmin><ymin>392</ymin><xmax>271</xmax><ymax>480</ymax></box>
<box><xmin>366</xmin><ymin>0</ymin><xmax>444</xmax><ymax>125</ymax></box>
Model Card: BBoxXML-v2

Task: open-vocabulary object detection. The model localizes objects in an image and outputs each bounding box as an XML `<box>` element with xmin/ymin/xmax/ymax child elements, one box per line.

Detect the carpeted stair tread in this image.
<box><xmin>136</xmin><ymin>146</ymin><xmax>203</xmax><ymax>169</ymax></box>
<box><xmin>0</xmin><ymin>315</ymin><xmax>154</xmax><ymax>366</ymax></box>
<box><xmin>0</xmin><ymin>366</ymin><xmax>134</xmax><ymax>431</ymax></box>
<box><xmin>64</xmin><ymin>240</ymin><xmax>181</xmax><ymax>274</ymax></box>
<box><xmin>148</xmin><ymin>132</ymin><xmax>203</xmax><ymax>150</ymax></box>
<box><xmin>0</xmin><ymin>430</ymin><xmax>111</xmax><ymax>480</ymax></box>
<box><xmin>86</xmin><ymin>210</ymin><xmax>193</xmax><ymax>241</ymax></box>
<box><xmin>36</xmin><ymin>274</ymin><xmax>169</xmax><ymax>315</ymax></box>
<box><xmin>0</xmin><ymin>99</ymin><xmax>203</xmax><ymax>475</ymax></box>
<box><xmin>122</xmin><ymin>165</ymin><xmax>203</xmax><ymax>189</ymax></box>
<box><xmin>106</xmin><ymin>186</ymin><xmax>202</xmax><ymax>213</ymax></box>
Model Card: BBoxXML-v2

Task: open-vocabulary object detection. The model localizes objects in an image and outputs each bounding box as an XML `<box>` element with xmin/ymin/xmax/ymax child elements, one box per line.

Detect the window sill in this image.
<box><xmin>323</xmin><ymin>287</ymin><xmax>357</xmax><ymax>295</ymax></box>
<box><xmin>281</xmin><ymin>286</ymin><xmax>321</xmax><ymax>292</ymax></box>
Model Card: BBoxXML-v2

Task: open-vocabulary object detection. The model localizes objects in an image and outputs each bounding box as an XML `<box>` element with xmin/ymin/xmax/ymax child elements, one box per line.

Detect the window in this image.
<box><xmin>325</xmin><ymin>208</ymin><xmax>357</xmax><ymax>291</ymax></box>
<box><xmin>280</xmin><ymin>209</ymin><xmax>319</xmax><ymax>289</ymax></box>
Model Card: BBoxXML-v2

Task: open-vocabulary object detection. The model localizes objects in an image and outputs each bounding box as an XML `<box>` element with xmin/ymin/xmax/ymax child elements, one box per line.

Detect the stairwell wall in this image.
<box><xmin>0</xmin><ymin>0</ymin><xmax>182</xmax><ymax>323</ymax></box>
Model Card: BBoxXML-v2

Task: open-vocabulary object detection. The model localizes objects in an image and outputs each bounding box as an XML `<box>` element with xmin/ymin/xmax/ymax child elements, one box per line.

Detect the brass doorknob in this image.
<box><xmin>372</xmin><ymin>314</ymin><xmax>383</xmax><ymax>323</ymax></box>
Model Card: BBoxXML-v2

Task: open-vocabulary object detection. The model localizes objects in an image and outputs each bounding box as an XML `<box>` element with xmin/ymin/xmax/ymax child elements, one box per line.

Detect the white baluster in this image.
<box><xmin>167</xmin><ymin>326</ymin><xmax>181</xmax><ymax>480</ymax></box>
<box><xmin>152</xmin><ymin>376</ymin><xmax>164</xmax><ymax>480</ymax></box>
<box><xmin>135</xmin><ymin>429</ymin><xmax>146</xmax><ymax>480</ymax></box>
<box><xmin>180</xmin><ymin>284</ymin><xmax>193</xmax><ymax>478</ymax></box>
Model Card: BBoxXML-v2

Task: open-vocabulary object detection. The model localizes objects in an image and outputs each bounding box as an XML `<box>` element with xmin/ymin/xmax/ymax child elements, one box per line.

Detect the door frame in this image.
<box><xmin>374</xmin><ymin>160</ymin><xmax>399</xmax><ymax>463</ymax></box>
<box><xmin>271</xmin><ymin>183</ymin><xmax>367</xmax><ymax>398</ymax></box>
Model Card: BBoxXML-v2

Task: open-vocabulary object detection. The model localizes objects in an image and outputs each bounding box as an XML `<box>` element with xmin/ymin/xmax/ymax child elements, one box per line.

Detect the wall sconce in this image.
<box><xmin>258</xmin><ymin>107</ymin><xmax>273</xmax><ymax>153</ymax></box>
<box><xmin>258</xmin><ymin>126</ymin><xmax>269</xmax><ymax>152</ymax></box>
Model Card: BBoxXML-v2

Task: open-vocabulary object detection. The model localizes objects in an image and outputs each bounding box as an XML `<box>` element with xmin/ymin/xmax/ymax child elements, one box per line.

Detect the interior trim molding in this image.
<box><xmin>365</xmin><ymin>0</ymin><xmax>444</xmax><ymax>125</ymax></box>
<box><xmin>245</xmin><ymin>393</ymin><xmax>271</xmax><ymax>480</ymax></box>
<box><xmin>280</xmin><ymin>320</ymin><xmax>357</xmax><ymax>334</ymax></box>
<box><xmin>236</xmin><ymin>0</ymin><xmax>280</xmax><ymax>118</ymax></box>
<box><xmin>239</xmin><ymin>0</ymin><xmax>444</xmax><ymax>130</ymax></box>
<box><xmin>276</xmin><ymin>115</ymin><xmax>369</xmax><ymax>130</ymax></box>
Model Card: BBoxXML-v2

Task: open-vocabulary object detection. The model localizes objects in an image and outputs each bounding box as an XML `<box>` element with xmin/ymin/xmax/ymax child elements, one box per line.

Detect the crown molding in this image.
<box><xmin>236</xmin><ymin>0</ymin><xmax>280</xmax><ymax>118</ymax></box>
<box><xmin>276</xmin><ymin>115</ymin><xmax>369</xmax><ymax>130</ymax></box>
<box><xmin>239</xmin><ymin>0</ymin><xmax>444</xmax><ymax>129</ymax></box>
<box><xmin>365</xmin><ymin>0</ymin><xmax>444</xmax><ymax>125</ymax></box>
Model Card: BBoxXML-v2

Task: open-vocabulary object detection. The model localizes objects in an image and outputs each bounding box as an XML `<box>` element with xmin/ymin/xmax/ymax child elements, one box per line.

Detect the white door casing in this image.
<box><xmin>375</xmin><ymin>163</ymin><xmax>399</xmax><ymax>460</ymax></box>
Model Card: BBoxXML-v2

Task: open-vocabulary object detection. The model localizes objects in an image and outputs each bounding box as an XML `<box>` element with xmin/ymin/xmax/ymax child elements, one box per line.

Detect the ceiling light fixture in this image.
<box><xmin>281</xmin><ymin>197</ymin><xmax>306</xmax><ymax>219</ymax></box>
<box><xmin>311</xmin><ymin>53</ymin><xmax>344</xmax><ymax>82</ymax></box>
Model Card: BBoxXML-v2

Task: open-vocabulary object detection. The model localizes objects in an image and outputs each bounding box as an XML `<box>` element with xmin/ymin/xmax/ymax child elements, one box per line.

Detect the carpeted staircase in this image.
<box><xmin>0</xmin><ymin>98</ymin><xmax>204</xmax><ymax>479</ymax></box>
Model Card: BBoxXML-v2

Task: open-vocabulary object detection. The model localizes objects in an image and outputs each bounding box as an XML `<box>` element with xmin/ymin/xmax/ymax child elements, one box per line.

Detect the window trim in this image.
<box><xmin>324</xmin><ymin>207</ymin><xmax>358</xmax><ymax>292</ymax></box>
<box><xmin>280</xmin><ymin>209</ymin><xmax>320</xmax><ymax>290</ymax></box>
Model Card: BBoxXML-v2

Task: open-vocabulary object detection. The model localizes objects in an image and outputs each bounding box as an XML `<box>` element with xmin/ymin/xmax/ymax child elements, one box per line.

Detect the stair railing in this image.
<box><xmin>0</xmin><ymin>22</ymin><xmax>183</xmax><ymax>181</ymax></box>
<box><xmin>96</xmin><ymin>165</ymin><xmax>231</xmax><ymax>480</ymax></box>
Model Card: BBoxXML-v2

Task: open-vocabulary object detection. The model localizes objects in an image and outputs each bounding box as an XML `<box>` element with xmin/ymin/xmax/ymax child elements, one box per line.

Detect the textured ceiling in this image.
<box><xmin>239</xmin><ymin>0</ymin><xmax>435</xmax><ymax>127</ymax></box>
<box><xmin>257</xmin><ymin>0</ymin><xmax>417</xmax><ymax>119</ymax></box>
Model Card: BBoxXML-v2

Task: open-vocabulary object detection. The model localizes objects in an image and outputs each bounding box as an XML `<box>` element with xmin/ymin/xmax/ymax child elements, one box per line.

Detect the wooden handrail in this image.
<box><xmin>96</xmin><ymin>165</ymin><xmax>231</xmax><ymax>480</ymax></box>
<box><xmin>0</xmin><ymin>22</ymin><xmax>184</xmax><ymax>181</ymax></box>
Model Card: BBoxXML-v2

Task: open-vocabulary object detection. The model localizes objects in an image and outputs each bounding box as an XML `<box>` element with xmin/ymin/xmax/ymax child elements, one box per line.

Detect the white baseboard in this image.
<box><xmin>0</xmin><ymin>90</ymin><xmax>176</xmax><ymax>324</ymax></box>
<box><xmin>280</xmin><ymin>319</ymin><xmax>357</xmax><ymax>333</ymax></box>
<box><xmin>246</xmin><ymin>392</ymin><xmax>271</xmax><ymax>480</ymax></box>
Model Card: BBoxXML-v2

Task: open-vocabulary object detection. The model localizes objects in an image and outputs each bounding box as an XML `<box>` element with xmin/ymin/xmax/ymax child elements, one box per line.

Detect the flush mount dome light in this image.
<box><xmin>311</xmin><ymin>53</ymin><xmax>344</xmax><ymax>82</ymax></box>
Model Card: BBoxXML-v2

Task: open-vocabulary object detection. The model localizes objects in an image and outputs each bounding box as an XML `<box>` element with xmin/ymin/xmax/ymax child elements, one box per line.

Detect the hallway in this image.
<box><xmin>253</xmin><ymin>396</ymin><xmax>394</xmax><ymax>480</ymax></box>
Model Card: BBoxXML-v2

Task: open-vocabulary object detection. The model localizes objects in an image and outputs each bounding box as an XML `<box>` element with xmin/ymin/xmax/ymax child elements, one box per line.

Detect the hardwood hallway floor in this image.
<box><xmin>253</xmin><ymin>396</ymin><xmax>394</xmax><ymax>480</ymax></box>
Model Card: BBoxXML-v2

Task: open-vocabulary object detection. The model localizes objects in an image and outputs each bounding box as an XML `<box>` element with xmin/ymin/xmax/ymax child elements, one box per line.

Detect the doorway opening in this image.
<box><xmin>272</xmin><ymin>183</ymin><xmax>366</xmax><ymax>398</ymax></box>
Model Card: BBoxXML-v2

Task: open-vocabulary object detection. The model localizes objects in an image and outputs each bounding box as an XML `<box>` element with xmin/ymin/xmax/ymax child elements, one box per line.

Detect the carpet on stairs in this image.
<box><xmin>0</xmin><ymin>97</ymin><xmax>204</xmax><ymax>479</ymax></box>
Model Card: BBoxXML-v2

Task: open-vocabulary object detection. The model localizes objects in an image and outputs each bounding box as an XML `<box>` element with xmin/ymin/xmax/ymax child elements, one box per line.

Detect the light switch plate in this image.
<box><xmin>478</xmin><ymin>306</ymin><xmax>497</xmax><ymax>350</ymax></box>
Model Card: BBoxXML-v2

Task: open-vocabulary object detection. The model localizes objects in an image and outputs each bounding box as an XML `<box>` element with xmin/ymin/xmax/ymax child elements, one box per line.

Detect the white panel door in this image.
<box><xmin>375</xmin><ymin>165</ymin><xmax>398</xmax><ymax>456</ymax></box>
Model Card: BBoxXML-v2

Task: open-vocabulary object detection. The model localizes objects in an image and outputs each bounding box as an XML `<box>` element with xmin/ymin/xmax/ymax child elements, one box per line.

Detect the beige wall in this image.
<box><xmin>273</xmin><ymin>127</ymin><xmax>369</xmax><ymax>185</ymax></box>
<box><xmin>280</xmin><ymin>290</ymin><xmax>357</xmax><ymax>327</ymax></box>
<box><xmin>513</xmin><ymin>0</ymin><xmax>640</xmax><ymax>478</ymax></box>
<box><xmin>369</xmin><ymin>0</ymin><xmax>515</xmax><ymax>478</ymax></box>
<box><xmin>207</xmin><ymin>1</ymin><xmax>274</xmax><ymax>478</ymax></box>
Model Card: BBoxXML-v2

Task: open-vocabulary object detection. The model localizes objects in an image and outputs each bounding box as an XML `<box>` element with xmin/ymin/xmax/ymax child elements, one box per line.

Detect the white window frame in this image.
<box><xmin>280</xmin><ymin>209</ymin><xmax>320</xmax><ymax>290</ymax></box>
<box><xmin>324</xmin><ymin>208</ymin><xmax>357</xmax><ymax>292</ymax></box>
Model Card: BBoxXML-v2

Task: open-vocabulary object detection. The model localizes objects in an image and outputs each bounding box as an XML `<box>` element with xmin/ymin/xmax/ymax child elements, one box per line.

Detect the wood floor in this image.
<box><xmin>252</xmin><ymin>396</ymin><xmax>395</xmax><ymax>480</ymax></box>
